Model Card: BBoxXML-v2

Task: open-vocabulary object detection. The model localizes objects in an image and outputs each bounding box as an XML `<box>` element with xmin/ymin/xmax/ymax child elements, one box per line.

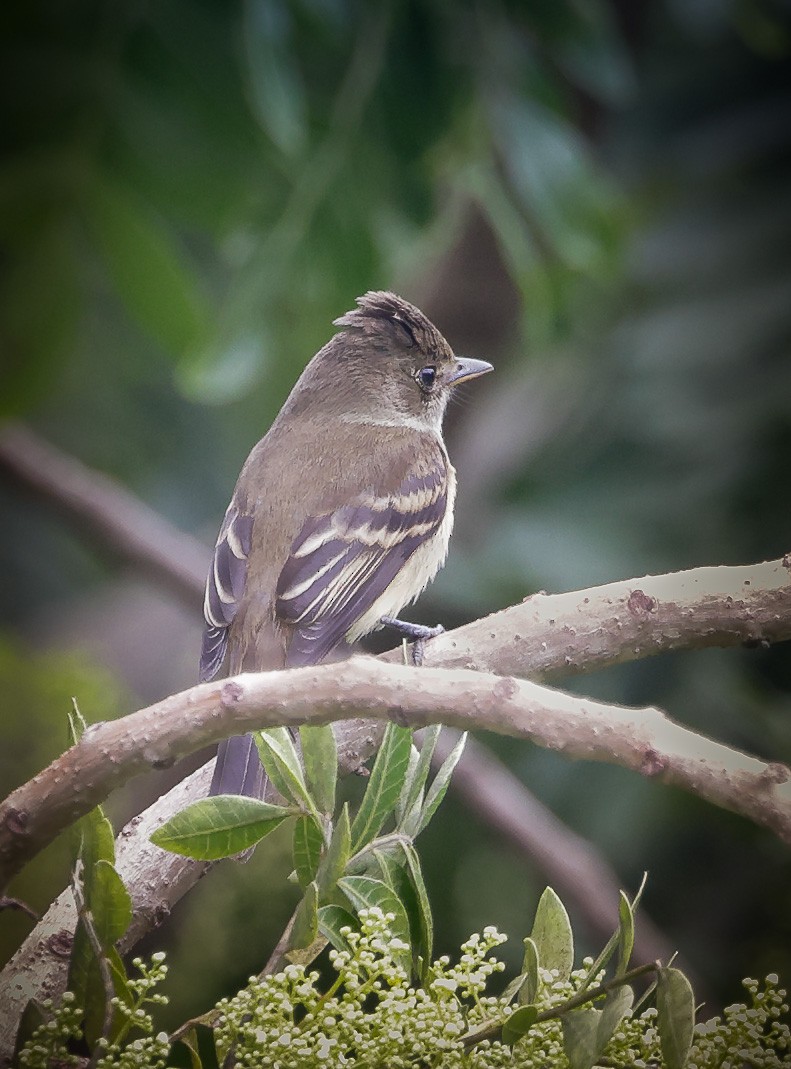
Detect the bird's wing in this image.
<box><xmin>276</xmin><ymin>456</ymin><xmax>449</xmax><ymax>667</ymax></box>
<box><xmin>199</xmin><ymin>503</ymin><xmax>254</xmax><ymax>682</ymax></box>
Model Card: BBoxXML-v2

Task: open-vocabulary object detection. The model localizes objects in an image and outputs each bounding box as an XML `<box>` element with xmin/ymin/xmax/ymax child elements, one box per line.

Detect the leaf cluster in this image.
<box><xmin>150</xmin><ymin>723</ymin><xmax>465</xmax><ymax>980</ymax></box>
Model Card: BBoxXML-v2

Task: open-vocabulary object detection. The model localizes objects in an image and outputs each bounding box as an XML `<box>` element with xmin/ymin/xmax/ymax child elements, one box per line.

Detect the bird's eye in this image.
<box><xmin>417</xmin><ymin>365</ymin><xmax>437</xmax><ymax>390</ymax></box>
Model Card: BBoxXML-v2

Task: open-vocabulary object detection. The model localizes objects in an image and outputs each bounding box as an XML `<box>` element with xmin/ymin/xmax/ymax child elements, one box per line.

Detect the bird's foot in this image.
<box><xmin>380</xmin><ymin>616</ymin><xmax>444</xmax><ymax>666</ymax></box>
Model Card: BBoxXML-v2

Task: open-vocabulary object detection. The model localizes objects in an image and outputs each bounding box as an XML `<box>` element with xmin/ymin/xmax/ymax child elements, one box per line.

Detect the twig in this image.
<box><xmin>462</xmin><ymin>960</ymin><xmax>659</xmax><ymax>1048</ymax></box>
<box><xmin>0</xmin><ymin>423</ymin><xmax>207</xmax><ymax>609</ymax></box>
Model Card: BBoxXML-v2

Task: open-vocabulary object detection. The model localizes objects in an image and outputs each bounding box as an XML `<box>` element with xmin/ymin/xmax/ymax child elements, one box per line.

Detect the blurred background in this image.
<box><xmin>2</xmin><ymin>0</ymin><xmax>790</xmax><ymax>1031</ymax></box>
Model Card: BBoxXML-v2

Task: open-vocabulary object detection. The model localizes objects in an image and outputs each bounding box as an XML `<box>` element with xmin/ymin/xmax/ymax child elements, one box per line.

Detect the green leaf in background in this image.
<box><xmin>395</xmin><ymin>724</ymin><xmax>441</xmax><ymax>833</ymax></box>
<box><xmin>561</xmin><ymin>1006</ymin><xmax>601</xmax><ymax>1069</ymax></box>
<box><xmin>255</xmin><ymin>727</ymin><xmax>315</xmax><ymax>812</ymax></box>
<box><xmin>350</xmin><ymin>722</ymin><xmax>412</xmax><ymax>852</ymax></box>
<box><xmin>502</xmin><ymin>1003</ymin><xmax>538</xmax><ymax>1047</ymax></box>
<box><xmin>88</xmin><ymin>178</ymin><xmax>207</xmax><ymax>356</ymax></box>
<box><xmin>289</xmin><ymin>881</ymin><xmax>319</xmax><ymax>951</ymax></box>
<box><xmin>616</xmin><ymin>890</ymin><xmax>634</xmax><ymax>976</ymax></box>
<box><xmin>150</xmin><ymin>796</ymin><xmax>293</xmax><ymax>859</ymax></box>
<box><xmin>316</xmin><ymin>803</ymin><xmax>351</xmax><ymax>896</ymax></box>
<box><xmin>415</xmin><ymin>730</ymin><xmax>467</xmax><ymax>836</ymax></box>
<box><xmin>299</xmin><ymin>723</ymin><xmax>338</xmax><ymax>815</ymax></box>
<box><xmin>0</xmin><ymin>209</ymin><xmax>79</xmax><ymax>417</ymax></box>
<box><xmin>518</xmin><ymin>936</ymin><xmax>540</xmax><ymax>1005</ymax></box>
<box><xmin>293</xmin><ymin>814</ymin><xmax>324</xmax><ymax>888</ymax></box>
<box><xmin>242</xmin><ymin>0</ymin><xmax>307</xmax><ymax>156</ymax></box>
<box><xmin>317</xmin><ymin>904</ymin><xmax>357</xmax><ymax>955</ymax></box>
<box><xmin>530</xmin><ymin>887</ymin><xmax>574</xmax><ymax>981</ymax></box>
<box><xmin>337</xmin><ymin>875</ymin><xmax>412</xmax><ymax>971</ymax></box>
<box><xmin>656</xmin><ymin>967</ymin><xmax>695</xmax><ymax>1069</ymax></box>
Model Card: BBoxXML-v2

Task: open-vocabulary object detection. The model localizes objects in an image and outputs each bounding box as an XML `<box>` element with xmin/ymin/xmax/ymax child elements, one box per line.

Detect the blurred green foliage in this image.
<box><xmin>2</xmin><ymin>0</ymin><xmax>791</xmax><ymax>1032</ymax></box>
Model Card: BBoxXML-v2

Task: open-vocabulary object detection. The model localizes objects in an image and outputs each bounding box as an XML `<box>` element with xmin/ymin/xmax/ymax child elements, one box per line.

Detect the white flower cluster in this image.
<box><xmin>214</xmin><ymin>907</ymin><xmax>508</xmax><ymax>1068</ymax></box>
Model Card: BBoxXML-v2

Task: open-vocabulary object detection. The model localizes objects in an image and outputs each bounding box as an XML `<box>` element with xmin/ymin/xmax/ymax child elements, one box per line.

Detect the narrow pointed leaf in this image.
<box><xmin>256</xmin><ymin>728</ymin><xmax>313</xmax><ymax>810</ymax></box>
<box><xmin>597</xmin><ymin>985</ymin><xmax>634</xmax><ymax>1055</ymax></box>
<box><xmin>289</xmin><ymin>882</ymin><xmax>319</xmax><ymax>951</ymax></box>
<box><xmin>317</xmin><ymin>905</ymin><xmax>357</xmax><ymax>954</ymax></box>
<box><xmin>299</xmin><ymin>724</ymin><xmax>338</xmax><ymax>814</ymax></box>
<box><xmin>67</xmin><ymin>698</ymin><xmax>88</xmax><ymax>745</ymax></box>
<box><xmin>293</xmin><ymin>815</ymin><xmax>324</xmax><ymax>888</ymax></box>
<box><xmin>616</xmin><ymin>890</ymin><xmax>635</xmax><ymax>975</ymax></box>
<box><xmin>518</xmin><ymin>937</ymin><xmax>540</xmax><ymax>1005</ymax></box>
<box><xmin>398</xmin><ymin>841</ymin><xmax>434</xmax><ymax>981</ymax></box>
<box><xmin>416</xmin><ymin>731</ymin><xmax>467</xmax><ymax>835</ymax></box>
<box><xmin>396</xmin><ymin>725</ymin><xmax>441</xmax><ymax>827</ymax></box>
<box><xmin>317</xmin><ymin>804</ymin><xmax>351</xmax><ymax>895</ymax></box>
<box><xmin>656</xmin><ymin>967</ymin><xmax>695</xmax><ymax>1069</ymax></box>
<box><xmin>561</xmin><ymin>1006</ymin><xmax>601</xmax><ymax>1069</ymax></box>
<box><xmin>502</xmin><ymin>1004</ymin><xmax>538</xmax><ymax>1047</ymax></box>
<box><xmin>531</xmin><ymin>887</ymin><xmax>574</xmax><ymax>981</ymax></box>
<box><xmin>395</xmin><ymin>744</ymin><xmax>420</xmax><ymax>826</ymax></box>
<box><xmin>350</xmin><ymin>723</ymin><xmax>412</xmax><ymax>852</ymax></box>
<box><xmin>150</xmin><ymin>796</ymin><xmax>292</xmax><ymax>859</ymax></box>
<box><xmin>337</xmin><ymin>875</ymin><xmax>412</xmax><ymax>970</ymax></box>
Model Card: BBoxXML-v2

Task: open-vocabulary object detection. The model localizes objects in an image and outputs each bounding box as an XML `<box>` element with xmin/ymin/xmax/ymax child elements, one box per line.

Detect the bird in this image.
<box><xmin>200</xmin><ymin>290</ymin><xmax>493</xmax><ymax>799</ymax></box>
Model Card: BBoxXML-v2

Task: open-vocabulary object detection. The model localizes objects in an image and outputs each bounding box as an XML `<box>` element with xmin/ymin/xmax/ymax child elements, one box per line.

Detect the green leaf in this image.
<box><xmin>317</xmin><ymin>804</ymin><xmax>351</xmax><ymax>896</ymax></box>
<box><xmin>67</xmin><ymin>698</ymin><xmax>88</xmax><ymax>746</ymax></box>
<box><xmin>597</xmin><ymin>985</ymin><xmax>634</xmax><ymax>1055</ymax></box>
<box><xmin>174</xmin><ymin>1028</ymin><xmax>205</xmax><ymax>1069</ymax></box>
<box><xmin>88</xmin><ymin>859</ymin><xmax>132</xmax><ymax>947</ymax></box>
<box><xmin>293</xmin><ymin>815</ymin><xmax>324</xmax><ymax>889</ymax></box>
<box><xmin>290</xmin><ymin>882</ymin><xmax>319</xmax><ymax>951</ymax></box>
<box><xmin>337</xmin><ymin>875</ymin><xmax>412</xmax><ymax>971</ymax></box>
<box><xmin>518</xmin><ymin>936</ymin><xmax>540</xmax><ymax>1005</ymax></box>
<box><xmin>530</xmin><ymin>887</ymin><xmax>574</xmax><ymax>981</ymax></box>
<box><xmin>12</xmin><ymin>999</ymin><xmax>48</xmax><ymax>1065</ymax></box>
<box><xmin>415</xmin><ymin>731</ymin><xmax>467</xmax><ymax>835</ymax></box>
<box><xmin>75</xmin><ymin>807</ymin><xmax>116</xmax><ymax>873</ymax></box>
<box><xmin>656</xmin><ymin>967</ymin><xmax>695</xmax><ymax>1069</ymax></box>
<box><xmin>317</xmin><ymin>905</ymin><xmax>357</xmax><ymax>954</ymax></box>
<box><xmin>398</xmin><ymin>841</ymin><xmax>434</xmax><ymax>982</ymax></box>
<box><xmin>255</xmin><ymin>728</ymin><xmax>314</xmax><ymax>811</ymax></box>
<box><xmin>396</xmin><ymin>725</ymin><xmax>441</xmax><ymax>829</ymax></box>
<box><xmin>242</xmin><ymin>0</ymin><xmax>307</xmax><ymax>156</ymax></box>
<box><xmin>150</xmin><ymin>796</ymin><xmax>292</xmax><ymax>859</ymax></box>
<box><xmin>616</xmin><ymin>890</ymin><xmax>634</xmax><ymax>975</ymax></box>
<box><xmin>299</xmin><ymin>724</ymin><xmax>337</xmax><ymax>815</ymax></box>
<box><xmin>502</xmin><ymin>1004</ymin><xmax>538</xmax><ymax>1047</ymax></box>
<box><xmin>88</xmin><ymin>178</ymin><xmax>206</xmax><ymax>355</ymax></box>
<box><xmin>350</xmin><ymin>723</ymin><xmax>412</xmax><ymax>852</ymax></box>
<box><xmin>561</xmin><ymin>1007</ymin><xmax>601</xmax><ymax>1069</ymax></box>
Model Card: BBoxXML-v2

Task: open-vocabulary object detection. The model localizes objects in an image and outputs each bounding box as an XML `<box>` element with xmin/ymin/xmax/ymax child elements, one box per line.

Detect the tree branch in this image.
<box><xmin>2</xmin><ymin>654</ymin><xmax>790</xmax><ymax>894</ymax></box>
<box><xmin>0</xmin><ymin>423</ymin><xmax>207</xmax><ymax>609</ymax></box>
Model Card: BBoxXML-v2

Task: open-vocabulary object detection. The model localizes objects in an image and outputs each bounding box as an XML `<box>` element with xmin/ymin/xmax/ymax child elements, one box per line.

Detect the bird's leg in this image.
<box><xmin>380</xmin><ymin>616</ymin><xmax>444</xmax><ymax>667</ymax></box>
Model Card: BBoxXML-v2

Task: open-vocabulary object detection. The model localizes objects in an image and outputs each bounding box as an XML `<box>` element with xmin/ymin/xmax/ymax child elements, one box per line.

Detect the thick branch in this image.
<box><xmin>2</xmin><ymin>658</ymin><xmax>790</xmax><ymax>893</ymax></box>
<box><xmin>415</xmin><ymin>556</ymin><xmax>791</xmax><ymax>679</ymax></box>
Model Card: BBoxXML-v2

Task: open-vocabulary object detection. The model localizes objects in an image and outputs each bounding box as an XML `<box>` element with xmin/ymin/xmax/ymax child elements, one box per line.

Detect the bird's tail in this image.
<box><xmin>210</xmin><ymin>733</ymin><xmax>266</xmax><ymax>799</ymax></box>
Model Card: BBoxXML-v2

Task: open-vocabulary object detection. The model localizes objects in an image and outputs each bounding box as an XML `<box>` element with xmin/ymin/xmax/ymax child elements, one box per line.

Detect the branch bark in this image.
<box><xmin>2</xmin><ymin>650</ymin><xmax>790</xmax><ymax>895</ymax></box>
<box><xmin>2</xmin><ymin>424</ymin><xmax>790</xmax><ymax>1062</ymax></box>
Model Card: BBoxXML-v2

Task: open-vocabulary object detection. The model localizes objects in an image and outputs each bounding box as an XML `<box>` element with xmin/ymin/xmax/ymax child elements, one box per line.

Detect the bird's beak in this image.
<box><xmin>446</xmin><ymin>356</ymin><xmax>494</xmax><ymax>386</ymax></box>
